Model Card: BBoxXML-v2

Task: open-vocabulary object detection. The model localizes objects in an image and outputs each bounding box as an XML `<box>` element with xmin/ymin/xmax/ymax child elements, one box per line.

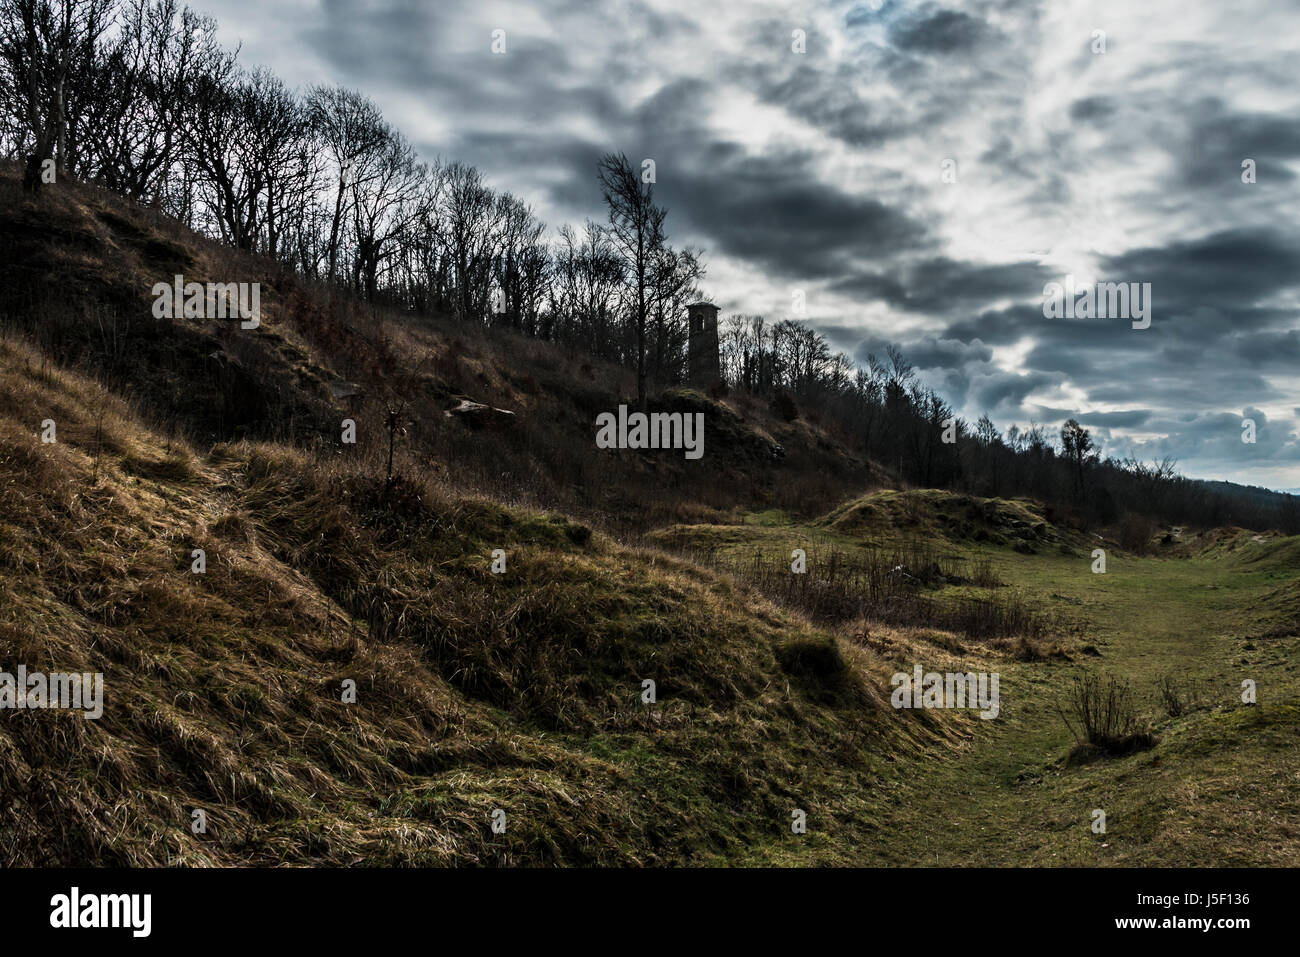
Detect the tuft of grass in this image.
<box><xmin>1156</xmin><ymin>674</ymin><xmax>1206</xmax><ymax>718</ymax></box>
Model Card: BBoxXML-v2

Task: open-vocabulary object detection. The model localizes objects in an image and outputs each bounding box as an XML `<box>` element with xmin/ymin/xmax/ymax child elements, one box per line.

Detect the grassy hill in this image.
<box><xmin>647</xmin><ymin>494</ymin><xmax>1300</xmax><ymax>865</ymax></box>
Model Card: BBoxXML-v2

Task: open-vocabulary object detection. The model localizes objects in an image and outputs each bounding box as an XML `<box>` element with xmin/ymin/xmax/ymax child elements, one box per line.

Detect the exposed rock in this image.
<box><xmin>445</xmin><ymin>397</ymin><xmax>516</xmax><ymax>430</ymax></box>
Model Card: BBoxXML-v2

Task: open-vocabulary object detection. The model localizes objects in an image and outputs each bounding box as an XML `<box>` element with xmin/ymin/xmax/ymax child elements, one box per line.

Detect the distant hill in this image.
<box><xmin>1195</xmin><ymin>479</ymin><xmax>1299</xmax><ymax>511</ymax></box>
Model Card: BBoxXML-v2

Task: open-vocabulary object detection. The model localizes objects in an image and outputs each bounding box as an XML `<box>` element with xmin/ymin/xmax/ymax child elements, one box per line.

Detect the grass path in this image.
<box><xmin>854</xmin><ymin>548</ymin><xmax>1300</xmax><ymax>866</ymax></box>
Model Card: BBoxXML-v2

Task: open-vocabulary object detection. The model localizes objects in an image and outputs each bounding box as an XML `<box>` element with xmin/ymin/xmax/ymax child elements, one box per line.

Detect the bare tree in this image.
<box><xmin>441</xmin><ymin>160</ymin><xmax>500</xmax><ymax>323</ymax></box>
<box><xmin>551</xmin><ymin>220</ymin><xmax>622</xmax><ymax>355</ymax></box>
<box><xmin>648</xmin><ymin>242</ymin><xmax>703</xmax><ymax>382</ymax></box>
<box><xmin>185</xmin><ymin>53</ymin><xmax>261</xmax><ymax>247</ymax></box>
<box><xmin>348</xmin><ymin>126</ymin><xmax>424</xmax><ymax>301</ymax></box>
<box><xmin>1121</xmin><ymin>455</ymin><xmax>1178</xmax><ymax>513</ymax></box>
<box><xmin>305</xmin><ymin>84</ymin><xmax>389</xmax><ymax>283</ymax></box>
<box><xmin>235</xmin><ymin>68</ymin><xmax>315</xmax><ymax>259</ymax></box>
<box><xmin>78</xmin><ymin>1</ymin><xmax>217</xmax><ymax>202</ymax></box>
<box><xmin>597</xmin><ymin>152</ymin><xmax>665</xmax><ymax>406</ymax></box>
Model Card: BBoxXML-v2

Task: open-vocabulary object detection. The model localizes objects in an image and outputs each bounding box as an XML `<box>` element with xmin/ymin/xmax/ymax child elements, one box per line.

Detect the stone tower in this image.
<box><xmin>686</xmin><ymin>301</ymin><xmax>720</xmax><ymax>387</ymax></box>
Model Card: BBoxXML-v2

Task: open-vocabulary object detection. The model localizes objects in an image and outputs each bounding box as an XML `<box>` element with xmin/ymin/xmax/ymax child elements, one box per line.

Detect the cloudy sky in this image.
<box><xmin>204</xmin><ymin>0</ymin><xmax>1300</xmax><ymax>490</ymax></box>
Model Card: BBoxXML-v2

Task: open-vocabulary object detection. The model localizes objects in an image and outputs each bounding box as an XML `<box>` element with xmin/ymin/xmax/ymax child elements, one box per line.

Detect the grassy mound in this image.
<box><xmin>819</xmin><ymin>488</ymin><xmax>1088</xmax><ymax>554</ymax></box>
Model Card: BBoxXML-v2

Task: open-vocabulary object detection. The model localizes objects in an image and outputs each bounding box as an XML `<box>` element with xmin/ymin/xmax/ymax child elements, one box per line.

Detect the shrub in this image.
<box><xmin>1117</xmin><ymin>512</ymin><xmax>1158</xmax><ymax>554</ymax></box>
<box><xmin>1157</xmin><ymin>674</ymin><xmax>1203</xmax><ymax>718</ymax></box>
<box><xmin>775</xmin><ymin>637</ymin><xmax>860</xmax><ymax>705</ymax></box>
<box><xmin>1056</xmin><ymin>672</ymin><xmax>1155</xmax><ymax>759</ymax></box>
<box><xmin>970</xmin><ymin>555</ymin><xmax>1001</xmax><ymax>588</ymax></box>
<box><xmin>681</xmin><ymin>542</ymin><xmax>1050</xmax><ymax>642</ymax></box>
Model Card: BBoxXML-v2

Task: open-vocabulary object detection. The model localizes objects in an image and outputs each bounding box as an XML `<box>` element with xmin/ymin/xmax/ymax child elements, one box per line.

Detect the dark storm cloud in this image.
<box><xmin>945</xmin><ymin>306</ymin><xmax>1043</xmax><ymax>348</ymax></box>
<box><xmin>1016</xmin><ymin>331</ymin><xmax>1281</xmax><ymax>412</ymax></box>
<box><xmin>970</xmin><ymin>371</ymin><xmax>1057</xmax><ymax>414</ymax></box>
<box><xmin>831</xmin><ymin>257</ymin><xmax>1054</xmax><ymax>314</ymax></box>
<box><xmin>1099</xmin><ymin>228</ymin><xmax>1300</xmax><ymax>308</ymax></box>
<box><xmin>1069</xmin><ymin>97</ymin><xmax>1115</xmax><ymax>123</ymax></box>
<box><xmin>1233</xmin><ymin>329</ymin><xmax>1300</xmax><ymax>365</ymax></box>
<box><xmin>1179</xmin><ymin>101</ymin><xmax>1300</xmax><ymax>188</ymax></box>
<box><xmin>889</xmin><ymin>7</ymin><xmax>997</xmax><ymax>54</ymax></box>
<box><xmin>746</xmin><ymin>59</ymin><xmax>912</xmax><ymax>149</ymax></box>
<box><xmin>942</xmin><ymin>228</ymin><xmax>1300</xmax><ymax>416</ymax></box>
<box><xmin>654</xmin><ymin>150</ymin><xmax>931</xmax><ymax>281</ymax></box>
<box><xmin>852</xmin><ymin>333</ymin><xmax>992</xmax><ymax>369</ymax></box>
<box><xmin>1033</xmin><ymin>408</ymin><xmax>1154</xmax><ymax>429</ymax></box>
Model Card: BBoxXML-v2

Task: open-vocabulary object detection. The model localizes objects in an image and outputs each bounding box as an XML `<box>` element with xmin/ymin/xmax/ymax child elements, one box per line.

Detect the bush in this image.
<box><xmin>1117</xmin><ymin>512</ymin><xmax>1158</xmax><ymax>554</ymax></box>
<box><xmin>1056</xmin><ymin>672</ymin><xmax>1155</xmax><ymax>759</ymax></box>
<box><xmin>682</xmin><ymin>541</ymin><xmax>1051</xmax><ymax>642</ymax></box>
<box><xmin>776</xmin><ymin>637</ymin><xmax>847</xmax><ymax>682</ymax></box>
<box><xmin>775</xmin><ymin>637</ymin><xmax>860</xmax><ymax>705</ymax></box>
<box><xmin>970</xmin><ymin>555</ymin><xmax>1001</xmax><ymax>588</ymax></box>
<box><xmin>1157</xmin><ymin>674</ymin><xmax>1203</xmax><ymax>717</ymax></box>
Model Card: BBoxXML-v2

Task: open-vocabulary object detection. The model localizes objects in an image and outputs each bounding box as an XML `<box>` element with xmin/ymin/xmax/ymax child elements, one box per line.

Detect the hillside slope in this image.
<box><xmin>0</xmin><ymin>163</ymin><xmax>884</xmax><ymax>534</ymax></box>
<box><xmin>3</xmin><ymin>165</ymin><xmax>1295</xmax><ymax>869</ymax></box>
<box><xmin>645</xmin><ymin>490</ymin><xmax>1300</xmax><ymax>865</ymax></box>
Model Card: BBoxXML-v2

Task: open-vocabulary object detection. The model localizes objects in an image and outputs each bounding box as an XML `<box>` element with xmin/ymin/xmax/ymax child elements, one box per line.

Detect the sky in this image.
<box><xmin>201</xmin><ymin>0</ymin><xmax>1300</xmax><ymax>491</ymax></box>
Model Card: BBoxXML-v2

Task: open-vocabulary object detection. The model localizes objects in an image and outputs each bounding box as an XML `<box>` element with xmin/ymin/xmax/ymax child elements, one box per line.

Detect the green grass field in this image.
<box><xmin>659</xmin><ymin>497</ymin><xmax>1300</xmax><ymax>866</ymax></box>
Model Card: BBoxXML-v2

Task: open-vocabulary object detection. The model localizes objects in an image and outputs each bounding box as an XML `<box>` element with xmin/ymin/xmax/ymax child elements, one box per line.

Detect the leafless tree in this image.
<box><xmin>597</xmin><ymin>151</ymin><xmax>665</xmax><ymax>406</ymax></box>
<box><xmin>551</xmin><ymin>221</ymin><xmax>622</xmax><ymax>356</ymax></box>
<box><xmin>348</xmin><ymin>126</ymin><xmax>424</xmax><ymax>301</ymax></box>
<box><xmin>306</xmin><ymin>84</ymin><xmax>389</xmax><ymax>283</ymax></box>
<box><xmin>80</xmin><ymin>1</ymin><xmax>217</xmax><ymax>202</ymax></box>
<box><xmin>648</xmin><ymin>242</ymin><xmax>703</xmax><ymax>382</ymax></box>
<box><xmin>441</xmin><ymin>160</ymin><xmax>500</xmax><ymax>323</ymax></box>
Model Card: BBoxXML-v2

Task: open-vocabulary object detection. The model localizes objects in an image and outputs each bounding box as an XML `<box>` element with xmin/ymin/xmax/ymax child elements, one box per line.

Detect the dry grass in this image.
<box><xmin>0</xmin><ymin>333</ymin><xmax>952</xmax><ymax>866</ymax></box>
<box><xmin>677</xmin><ymin>541</ymin><xmax>1053</xmax><ymax>643</ymax></box>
